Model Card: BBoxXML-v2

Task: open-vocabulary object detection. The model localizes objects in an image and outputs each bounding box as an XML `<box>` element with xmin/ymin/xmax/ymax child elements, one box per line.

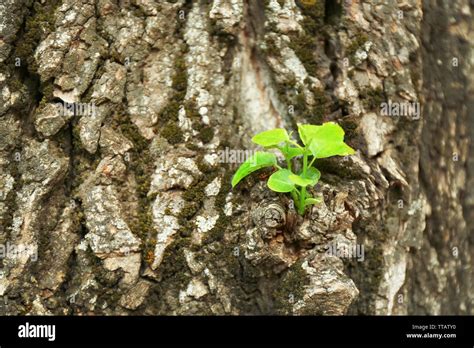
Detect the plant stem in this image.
<box><xmin>291</xmin><ymin>190</ymin><xmax>299</xmax><ymax>210</ymax></box>
<box><xmin>298</xmin><ymin>151</ymin><xmax>308</xmax><ymax>215</ymax></box>
<box><xmin>298</xmin><ymin>188</ymin><xmax>305</xmax><ymax>215</ymax></box>
<box><xmin>303</xmin><ymin>151</ymin><xmax>308</xmax><ymax>176</ymax></box>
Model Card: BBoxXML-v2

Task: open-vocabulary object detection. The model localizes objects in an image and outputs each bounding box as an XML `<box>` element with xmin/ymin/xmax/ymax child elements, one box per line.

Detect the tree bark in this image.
<box><xmin>0</xmin><ymin>0</ymin><xmax>472</xmax><ymax>315</ymax></box>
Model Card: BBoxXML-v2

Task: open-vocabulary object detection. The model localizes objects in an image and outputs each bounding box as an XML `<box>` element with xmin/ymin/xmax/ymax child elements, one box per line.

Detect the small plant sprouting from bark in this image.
<box><xmin>231</xmin><ymin>122</ymin><xmax>355</xmax><ymax>216</ymax></box>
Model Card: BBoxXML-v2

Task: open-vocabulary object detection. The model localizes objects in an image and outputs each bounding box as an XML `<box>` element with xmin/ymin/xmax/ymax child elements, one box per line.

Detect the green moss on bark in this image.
<box><xmin>13</xmin><ymin>0</ymin><xmax>61</xmax><ymax>73</ymax></box>
<box><xmin>161</xmin><ymin>121</ymin><xmax>184</xmax><ymax>144</ymax></box>
<box><xmin>198</xmin><ymin>126</ymin><xmax>214</xmax><ymax>144</ymax></box>
<box><xmin>360</xmin><ymin>87</ymin><xmax>385</xmax><ymax>110</ymax></box>
<box><xmin>288</xmin><ymin>0</ymin><xmax>325</xmax><ymax>77</ymax></box>
<box><xmin>116</xmin><ymin>111</ymin><xmax>156</xmax><ymax>265</ymax></box>
<box><xmin>347</xmin><ymin>32</ymin><xmax>369</xmax><ymax>65</ymax></box>
<box><xmin>273</xmin><ymin>260</ymin><xmax>310</xmax><ymax>314</ymax></box>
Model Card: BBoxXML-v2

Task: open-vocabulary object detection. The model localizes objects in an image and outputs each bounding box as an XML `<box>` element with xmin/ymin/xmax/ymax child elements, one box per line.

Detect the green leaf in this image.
<box><xmin>231</xmin><ymin>151</ymin><xmax>277</xmax><ymax>187</ymax></box>
<box><xmin>267</xmin><ymin>169</ymin><xmax>295</xmax><ymax>192</ymax></box>
<box><xmin>289</xmin><ymin>167</ymin><xmax>321</xmax><ymax>187</ymax></box>
<box><xmin>289</xmin><ymin>174</ymin><xmax>314</xmax><ymax>187</ymax></box>
<box><xmin>302</xmin><ymin>167</ymin><xmax>321</xmax><ymax>186</ymax></box>
<box><xmin>298</xmin><ymin>122</ymin><xmax>355</xmax><ymax>158</ymax></box>
<box><xmin>305</xmin><ymin>196</ymin><xmax>322</xmax><ymax>206</ymax></box>
<box><xmin>298</xmin><ymin>124</ymin><xmax>324</xmax><ymax>146</ymax></box>
<box><xmin>309</xmin><ymin>141</ymin><xmax>354</xmax><ymax>159</ymax></box>
<box><xmin>252</xmin><ymin>128</ymin><xmax>289</xmax><ymax>147</ymax></box>
<box><xmin>279</xmin><ymin>144</ymin><xmax>304</xmax><ymax>159</ymax></box>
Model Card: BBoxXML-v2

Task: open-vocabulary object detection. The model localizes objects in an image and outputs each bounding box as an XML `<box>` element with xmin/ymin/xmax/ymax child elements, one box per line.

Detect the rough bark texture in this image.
<box><xmin>0</xmin><ymin>0</ymin><xmax>472</xmax><ymax>315</ymax></box>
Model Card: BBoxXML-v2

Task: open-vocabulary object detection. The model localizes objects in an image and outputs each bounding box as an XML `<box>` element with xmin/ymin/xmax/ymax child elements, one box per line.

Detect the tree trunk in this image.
<box><xmin>0</xmin><ymin>0</ymin><xmax>472</xmax><ymax>315</ymax></box>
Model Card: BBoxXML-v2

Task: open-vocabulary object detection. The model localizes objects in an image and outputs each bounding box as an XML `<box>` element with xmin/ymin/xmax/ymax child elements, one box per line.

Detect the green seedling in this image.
<box><xmin>231</xmin><ymin>122</ymin><xmax>355</xmax><ymax>215</ymax></box>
